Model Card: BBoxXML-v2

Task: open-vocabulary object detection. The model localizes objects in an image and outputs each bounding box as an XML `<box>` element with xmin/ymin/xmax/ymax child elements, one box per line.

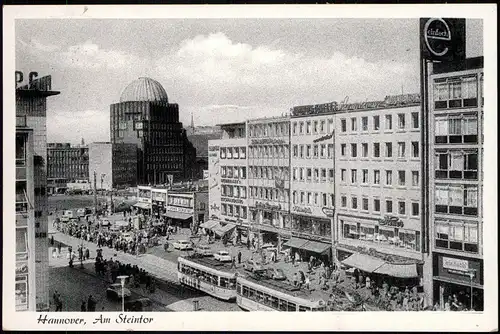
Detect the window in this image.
<box><xmin>412</xmin><ymin>202</ymin><xmax>419</xmax><ymax>216</ymax></box>
<box><xmin>435</xmin><ymin>185</ymin><xmax>478</xmax><ymax>216</ymax></box>
<box><xmin>293</xmin><ymin>122</ymin><xmax>298</xmax><ymax>135</ymax></box>
<box><xmin>341</xmin><ymin>119</ymin><xmax>347</xmax><ymax>132</ymax></box>
<box><xmin>386</xmin><ymin>170</ymin><xmax>392</xmax><ymax>185</ymax></box>
<box><xmin>321</xmin><ymin>168</ymin><xmax>327</xmax><ymax>180</ymax></box>
<box><xmin>227</xmin><ymin>147</ymin><xmax>233</xmax><ymax>159</ymax></box>
<box><xmin>351</xmin><ymin>118</ymin><xmax>357</xmax><ymax>131</ymax></box>
<box><xmin>299</xmin><ymin>122</ymin><xmax>304</xmax><ymax>134</ymax></box>
<box><xmin>328</xmin><ymin>119</ymin><xmax>334</xmax><ymax>133</ymax></box>
<box><xmin>435</xmin><ymin>221</ymin><xmax>478</xmax><ymax>253</ymax></box>
<box><xmin>398</xmin><ymin>170</ymin><xmax>406</xmax><ymax>186</ymax></box>
<box><xmin>386</xmin><ymin>200</ymin><xmax>393</xmax><ymax>213</ymax></box>
<box><xmin>313</xmin><ymin>121</ymin><xmax>318</xmax><ymax>134</ymax></box>
<box><xmin>329</xmin><ymin>169</ymin><xmax>334</xmax><ymax>179</ymax></box>
<box><xmin>411</xmin><ymin>142</ymin><xmax>419</xmax><ymax>158</ymax></box>
<box><xmin>341</xmin><ymin>169</ymin><xmax>346</xmax><ymax>182</ymax></box>
<box><xmin>293</xmin><ymin>145</ymin><xmax>298</xmax><ymax>157</ymax></box>
<box><xmin>314</xmin><ymin>145</ymin><xmax>319</xmax><ymax>158</ymax></box>
<box><xmin>435</xmin><ymin>150</ymin><xmax>478</xmax><ymax>180</ymax></box>
<box><xmin>351</xmin><ymin>169</ymin><xmax>357</xmax><ymax>184</ymax></box>
<box><xmin>397</xmin><ymin>114</ymin><xmax>405</xmax><ymax>130</ymax></box>
<box><xmin>374</xmin><ymin>199</ymin><xmax>380</xmax><ymax>212</ymax></box>
<box><xmin>411</xmin><ymin>112</ymin><xmax>419</xmax><ymax>129</ymax></box>
<box><xmin>373</xmin><ymin>143</ymin><xmax>380</xmax><ymax>158</ymax></box>
<box><xmin>385</xmin><ymin>114</ymin><xmax>393</xmax><ymax>130</ymax></box>
<box><xmin>340</xmin><ymin>144</ymin><xmax>347</xmax><ymax>157</ymax></box>
<box><xmin>299</xmin><ymin>168</ymin><xmax>304</xmax><ymax>181</ymax></box>
<box><xmin>220</xmin><ymin>148</ymin><xmax>226</xmax><ymax>159</ymax></box>
<box><xmin>435</xmin><ymin>116</ymin><xmax>478</xmax><ymax>144</ymax></box>
<box><xmin>362</xmin><ymin>198</ymin><xmax>369</xmax><ymax>211</ymax></box>
<box><xmin>397</xmin><ymin>142</ymin><xmax>406</xmax><ymax>158</ymax></box>
<box><xmin>361</xmin><ymin>143</ymin><xmax>368</xmax><ymax>157</ymax></box>
<box><xmin>320</xmin><ymin>120</ymin><xmax>326</xmax><ymax>133</ymax></box>
<box><xmin>412</xmin><ymin>171</ymin><xmax>419</xmax><ymax>186</ymax></box>
<box><xmin>233</xmin><ymin>147</ymin><xmax>240</xmax><ymax>159</ymax></box>
<box><xmin>323</xmin><ymin>193</ymin><xmax>328</xmax><ymax>206</ymax></box>
<box><xmin>351</xmin><ymin>196</ymin><xmax>358</xmax><ymax>209</ymax></box>
<box><xmin>398</xmin><ymin>201</ymin><xmax>406</xmax><ymax>215</ymax></box>
<box><xmin>300</xmin><ymin>145</ymin><xmax>304</xmax><ymax>158</ymax></box>
<box><xmin>362</xmin><ymin>117</ymin><xmax>368</xmax><ymax>131</ymax></box>
<box><xmin>385</xmin><ymin>142</ymin><xmax>393</xmax><ymax>158</ymax></box>
<box><xmin>362</xmin><ymin>169</ymin><xmax>368</xmax><ymax>184</ymax></box>
<box><xmin>306</xmin><ymin>121</ymin><xmax>311</xmax><ymax>134</ymax></box>
<box><xmin>320</xmin><ymin>144</ymin><xmax>326</xmax><ymax>158</ymax></box>
<box><xmin>373</xmin><ymin>116</ymin><xmax>380</xmax><ymax>131</ymax></box>
<box><xmin>328</xmin><ymin>144</ymin><xmax>334</xmax><ymax>158</ymax></box>
<box><xmin>374</xmin><ymin>170</ymin><xmax>380</xmax><ymax>185</ymax></box>
<box><xmin>341</xmin><ymin>196</ymin><xmax>347</xmax><ymax>207</ymax></box>
<box><xmin>307</xmin><ymin>168</ymin><xmax>312</xmax><ymax>180</ymax></box>
<box><xmin>306</xmin><ymin>145</ymin><xmax>311</xmax><ymax>158</ymax></box>
<box><xmin>351</xmin><ymin>144</ymin><xmax>357</xmax><ymax>158</ymax></box>
<box><xmin>433</xmin><ymin>76</ymin><xmax>478</xmax><ymax>109</ymax></box>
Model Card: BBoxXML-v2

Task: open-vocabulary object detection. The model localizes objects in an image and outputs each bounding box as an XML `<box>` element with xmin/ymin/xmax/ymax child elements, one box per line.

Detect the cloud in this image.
<box><xmin>47</xmin><ymin>109</ymin><xmax>109</xmax><ymax>144</ymax></box>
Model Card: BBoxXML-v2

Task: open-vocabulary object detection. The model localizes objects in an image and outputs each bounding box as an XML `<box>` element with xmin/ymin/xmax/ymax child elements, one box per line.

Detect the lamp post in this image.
<box><xmin>467</xmin><ymin>269</ymin><xmax>476</xmax><ymax>311</ymax></box>
<box><xmin>117</xmin><ymin>275</ymin><xmax>129</xmax><ymax>312</ymax></box>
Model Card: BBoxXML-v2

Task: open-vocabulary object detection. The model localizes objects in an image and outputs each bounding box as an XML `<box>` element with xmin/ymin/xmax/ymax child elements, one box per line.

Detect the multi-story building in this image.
<box><xmin>207</xmin><ymin>123</ymin><xmax>249</xmax><ymax>242</ymax></box>
<box><xmin>15</xmin><ymin>73</ymin><xmax>60</xmax><ymax>311</ymax></box>
<box><xmin>288</xmin><ymin>113</ymin><xmax>335</xmax><ymax>262</ymax></box>
<box><xmin>110</xmin><ymin>77</ymin><xmax>196</xmax><ymax>185</ymax></box>
<box><xmin>428</xmin><ymin>57</ymin><xmax>484</xmax><ymax>310</ymax></box>
<box><xmin>15</xmin><ymin>121</ymin><xmax>36</xmax><ymax>311</ymax></box>
<box><xmin>47</xmin><ymin>142</ymin><xmax>89</xmax><ymax>182</ymax></box>
<box><xmin>247</xmin><ymin>117</ymin><xmax>291</xmax><ymax>251</ymax></box>
<box><xmin>88</xmin><ymin>142</ymin><xmax>138</xmax><ymax>190</ymax></box>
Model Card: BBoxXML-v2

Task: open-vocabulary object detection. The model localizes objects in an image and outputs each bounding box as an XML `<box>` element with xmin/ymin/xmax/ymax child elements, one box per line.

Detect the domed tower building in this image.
<box><xmin>110</xmin><ymin>77</ymin><xmax>196</xmax><ymax>185</ymax></box>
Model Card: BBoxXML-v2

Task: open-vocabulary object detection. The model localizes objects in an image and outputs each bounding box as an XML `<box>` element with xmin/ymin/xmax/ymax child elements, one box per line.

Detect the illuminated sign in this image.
<box><xmin>420</xmin><ymin>18</ymin><xmax>465</xmax><ymax>62</ymax></box>
<box><xmin>251</xmin><ymin>138</ymin><xmax>286</xmax><ymax>145</ymax></box>
<box><xmin>313</xmin><ymin>132</ymin><xmax>334</xmax><ymax>143</ymax></box>
<box><xmin>442</xmin><ymin>257</ymin><xmax>469</xmax><ymax>272</ymax></box>
<box><xmin>378</xmin><ymin>215</ymin><xmax>404</xmax><ymax>228</ymax></box>
<box><xmin>322</xmin><ymin>207</ymin><xmax>335</xmax><ymax>217</ymax></box>
<box><xmin>221</xmin><ymin>197</ymin><xmax>244</xmax><ymax>204</ymax></box>
<box><xmin>16</xmin><ymin>71</ymin><xmax>53</xmax><ymax>91</ymax></box>
<box><xmin>166</xmin><ymin>206</ymin><xmax>193</xmax><ymax>214</ymax></box>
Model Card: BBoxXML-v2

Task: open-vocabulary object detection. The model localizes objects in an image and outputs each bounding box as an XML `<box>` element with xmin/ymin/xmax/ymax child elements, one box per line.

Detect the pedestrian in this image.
<box><xmin>292</xmin><ymin>272</ymin><xmax>298</xmax><ymax>286</ymax></box>
<box><xmin>81</xmin><ymin>301</ymin><xmax>87</xmax><ymax>312</ymax></box>
<box><xmin>57</xmin><ymin>243</ymin><xmax>61</xmax><ymax>256</ymax></box>
<box><xmin>237</xmin><ymin>251</ymin><xmax>242</xmax><ymax>264</ymax></box>
<box><xmin>305</xmin><ymin>275</ymin><xmax>311</xmax><ymax>290</ymax></box>
<box><xmin>291</xmin><ymin>252</ymin><xmax>295</xmax><ymax>266</ymax></box>
<box><xmin>56</xmin><ymin>296</ymin><xmax>63</xmax><ymax>312</ymax></box>
<box><xmin>353</xmin><ymin>268</ymin><xmax>360</xmax><ymax>289</ymax></box>
<box><xmin>50</xmin><ymin>235</ymin><xmax>54</xmax><ymax>246</ymax></box>
<box><xmin>87</xmin><ymin>295</ymin><xmax>96</xmax><ymax>312</ymax></box>
<box><xmin>85</xmin><ymin>247</ymin><xmax>90</xmax><ymax>260</ymax></box>
<box><xmin>230</xmin><ymin>256</ymin><xmax>236</xmax><ymax>269</ymax></box>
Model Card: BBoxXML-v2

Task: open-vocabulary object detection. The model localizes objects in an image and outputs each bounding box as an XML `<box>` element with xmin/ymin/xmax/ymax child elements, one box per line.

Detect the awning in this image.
<box><xmin>133</xmin><ymin>202</ymin><xmax>151</xmax><ymax>209</ymax></box>
<box><xmin>214</xmin><ymin>223</ymin><xmax>236</xmax><ymax>237</ymax></box>
<box><xmin>301</xmin><ymin>240</ymin><xmax>331</xmax><ymax>254</ymax></box>
<box><xmin>283</xmin><ymin>238</ymin><xmax>309</xmax><ymax>249</ymax></box>
<box><xmin>341</xmin><ymin>253</ymin><xmax>386</xmax><ymax>273</ymax></box>
<box><xmin>374</xmin><ymin>262</ymin><xmax>419</xmax><ymax>278</ymax></box>
<box><xmin>164</xmin><ymin>210</ymin><xmax>193</xmax><ymax>220</ymax></box>
<box><xmin>200</xmin><ymin>220</ymin><xmax>219</xmax><ymax>229</ymax></box>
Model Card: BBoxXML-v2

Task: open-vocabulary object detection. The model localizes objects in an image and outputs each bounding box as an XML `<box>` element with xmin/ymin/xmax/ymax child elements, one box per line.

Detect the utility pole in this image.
<box><xmin>93</xmin><ymin>171</ymin><xmax>98</xmax><ymax>218</ymax></box>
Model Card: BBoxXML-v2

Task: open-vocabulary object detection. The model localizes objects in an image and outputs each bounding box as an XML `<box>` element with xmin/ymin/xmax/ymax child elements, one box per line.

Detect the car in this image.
<box><xmin>173</xmin><ymin>240</ymin><xmax>193</xmax><ymax>251</ymax></box>
<box><xmin>195</xmin><ymin>244</ymin><xmax>212</xmax><ymax>257</ymax></box>
<box><xmin>264</xmin><ymin>268</ymin><xmax>287</xmax><ymax>281</ymax></box>
<box><xmin>261</xmin><ymin>243</ymin><xmax>275</xmax><ymax>249</ymax></box>
<box><xmin>106</xmin><ymin>283</ymin><xmax>131</xmax><ymax>300</ymax></box>
<box><xmin>213</xmin><ymin>250</ymin><xmax>232</xmax><ymax>262</ymax></box>
<box><xmin>243</xmin><ymin>259</ymin><xmax>264</xmax><ymax>272</ymax></box>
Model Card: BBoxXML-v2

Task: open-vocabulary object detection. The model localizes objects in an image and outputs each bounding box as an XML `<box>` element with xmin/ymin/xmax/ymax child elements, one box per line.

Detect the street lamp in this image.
<box><xmin>467</xmin><ymin>269</ymin><xmax>476</xmax><ymax>311</ymax></box>
<box><xmin>117</xmin><ymin>275</ymin><xmax>129</xmax><ymax>312</ymax></box>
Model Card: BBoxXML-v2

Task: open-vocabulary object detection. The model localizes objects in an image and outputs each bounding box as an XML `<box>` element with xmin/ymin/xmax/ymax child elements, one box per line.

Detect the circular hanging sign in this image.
<box><xmin>424</xmin><ymin>18</ymin><xmax>452</xmax><ymax>57</ymax></box>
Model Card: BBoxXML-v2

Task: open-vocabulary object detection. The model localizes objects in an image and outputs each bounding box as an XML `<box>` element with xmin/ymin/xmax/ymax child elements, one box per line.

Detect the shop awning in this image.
<box><xmin>341</xmin><ymin>253</ymin><xmax>386</xmax><ymax>273</ymax></box>
<box><xmin>214</xmin><ymin>223</ymin><xmax>236</xmax><ymax>237</ymax></box>
<box><xmin>301</xmin><ymin>240</ymin><xmax>331</xmax><ymax>254</ymax></box>
<box><xmin>374</xmin><ymin>262</ymin><xmax>419</xmax><ymax>278</ymax></box>
<box><xmin>164</xmin><ymin>210</ymin><xmax>192</xmax><ymax>220</ymax></box>
<box><xmin>200</xmin><ymin>220</ymin><xmax>219</xmax><ymax>229</ymax></box>
<box><xmin>283</xmin><ymin>238</ymin><xmax>309</xmax><ymax>249</ymax></box>
<box><xmin>133</xmin><ymin>202</ymin><xmax>151</xmax><ymax>209</ymax></box>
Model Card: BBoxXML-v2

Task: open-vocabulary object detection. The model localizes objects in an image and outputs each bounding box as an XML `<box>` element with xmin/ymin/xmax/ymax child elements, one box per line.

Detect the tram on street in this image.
<box><xmin>177</xmin><ymin>256</ymin><xmax>238</xmax><ymax>301</ymax></box>
<box><xmin>236</xmin><ymin>275</ymin><xmax>328</xmax><ymax>312</ymax></box>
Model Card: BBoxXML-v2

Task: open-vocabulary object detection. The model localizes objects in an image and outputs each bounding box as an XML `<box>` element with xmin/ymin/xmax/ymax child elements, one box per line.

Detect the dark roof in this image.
<box><xmin>187</xmin><ymin>133</ymin><xmax>221</xmax><ymax>157</ymax></box>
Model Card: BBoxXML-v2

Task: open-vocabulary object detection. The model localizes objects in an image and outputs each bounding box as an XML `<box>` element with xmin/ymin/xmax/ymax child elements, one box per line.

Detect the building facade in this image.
<box><xmin>15</xmin><ymin>73</ymin><xmax>60</xmax><ymax>311</ymax></box>
<box><xmin>428</xmin><ymin>57</ymin><xmax>484</xmax><ymax>310</ymax></box>
<box><xmin>47</xmin><ymin>143</ymin><xmax>89</xmax><ymax>182</ymax></box>
<box><xmin>110</xmin><ymin>77</ymin><xmax>196</xmax><ymax>185</ymax></box>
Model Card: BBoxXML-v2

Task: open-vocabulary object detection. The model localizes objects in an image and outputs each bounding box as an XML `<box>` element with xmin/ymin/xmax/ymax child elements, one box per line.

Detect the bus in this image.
<box><xmin>236</xmin><ymin>275</ymin><xmax>328</xmax><ymax>311</ymax></box>
<box><xmin>177</xmin><ymin>256</ymin><xmax>238</xmax><ymax>301</ymax></box>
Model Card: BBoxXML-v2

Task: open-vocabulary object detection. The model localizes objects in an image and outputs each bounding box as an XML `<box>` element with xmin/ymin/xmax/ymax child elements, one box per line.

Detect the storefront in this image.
<box><xmin>432</xmin><ymin>253</ymin><xmax>483</xmax><ymax>311</ymax></box>
<box><xmin>151</xmin><ymin>189</ymin><xmax>167</xmax><ymax>218</ymax></box>
<box><xmin>283</xmin><ymin>235</ymin><xmax>331</xmax><ymax>264</ymax></box>
<box><xmin>164</xmin><ymin>205</ymin><xmax>193</xmax><ymax>228</ymax></box>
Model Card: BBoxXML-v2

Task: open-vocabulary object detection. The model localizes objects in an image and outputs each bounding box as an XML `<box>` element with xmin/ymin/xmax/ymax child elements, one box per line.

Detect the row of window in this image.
<box><xmin>248</xmin><ymin>122</ymin><xmax>289</xmax><ymax>138</ymax></box>
<box><xmin>292</xmin><ymin>118</ymin><xmax>334</xmax><ymax>137</ymax></box>
<box><xmin>340</xmin><ymin>112</ymin><xmax>419</xmax><ymax>133</ymax></box>
<box><xmin>237</xmin><ymin>284</ymin><xmax>317</xmax><ymax>311</ymax></box>
<box><xmin>146</xmin><ymin>163</ymin><xmax>182</xmax><ymax>170</ymax></box>
<box><xmin>292</xmin><ymin>144</ymin><xmax>334</xmax><ymax>159</ymax></box>
<box><xmin>433</xmin><ymin>75</ymin><xmax>483</xmax><ymax>109</ymax></box>
<box><xmin>249</xmin><ymin>186</ymin><xmax>290</xmax><ymax>203</ymax></box>
<box><xmin>220</xmin><ymin>147</ymin><xmax>247</xmax><ymax>159</ymax></box>
<box><xmin>147</xmin><ymin>155</ymin><xmax>182</xmax><ymax>162</ymax></box>
<box><xmin>221</xmin><ymin>185</ymin><xmax>247</xmax><ymax>199</ymax></box>
<box><xmin>220</xmin><ymin>166</ymin><xmax>247</xmax><ymax>179</ymax></box>
<box><xmin>292</xmin><ymin>217</ymin><xmax>331</xmax><ymax>237</ymax></box>
<box><xmin>340</xmin><ymin>169</ymin><xmax>419</xmax><ymax>187</ymax></box>
<box><xmin>435</xmin><ymin>184</ymin><xmax>479</xmax><ymax>216</ymax></box>
<box><xmin>167</xmin><ymin>197</ymin><xmax>193</xmax><ymax>207</ymax></box>
<box><xmin>340</xmin><ymin>220</ymin><xmax>421</xmax><ymax>252</ymax></box>
<box><xmin>292</xmin><ymin>191</ymin><xmax>334</xmax><ymax>207</ymax></box>
<box><xmin>221</xmin><ymin>204</ymin><xmax>247</xmax><ymax>219</ymax></box>
<box><xmin>340</xmin><ymin>141</ymin><xmax>419</xmax><ymax>159</ymax></box>
<box><xmin>434</xmin><ymin>116</ymin><xmax>479</xmax><ymax>144</ymax></box>
<box><xmin>339</xmin><ymin>196</ymin><xmax>420</xmax><ymax>217</ymax></box>
<box><xmin>435</xmin><ymin>150</ymin><xmax>478</xmax><ymax>180</ymax></box>
<box><xmin>248</xmin><ymin>145</ymin><xmax>290</xmax><ymax>159</ymax></box>
<box><xmin>292</xmin><ymin>167</ymin><xmax>334</xmax><ymax>182</ymax></box>
<box><xmin>435</xmin><ymin>220</ymin><xmax>479</xmax><ymax>253</ymax></box>
<box><xmin>248</xmin><ymin>166</ymin><xmax>289</xmax><ymax>180</ymax></box>
<box><xmin>179</xmin><ymin>264</ymin><xmax>236</xmax><ymax>289</ymax></box>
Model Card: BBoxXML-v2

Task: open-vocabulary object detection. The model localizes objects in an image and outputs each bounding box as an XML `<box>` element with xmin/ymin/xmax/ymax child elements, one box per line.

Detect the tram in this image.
<box><xmin>177</xmin><ymin>256</ymin><xmax>238</xmax><ymax>301</ymax></box>
<box><xmin>236</xmin><ymin>275</ymin><xmax>327</xmax><ymax>311</ymax></box>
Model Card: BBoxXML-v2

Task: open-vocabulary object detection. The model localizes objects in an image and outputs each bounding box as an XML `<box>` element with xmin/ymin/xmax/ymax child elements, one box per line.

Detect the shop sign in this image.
<box><xmin>251</xmin><ymin>138</ymin><xmax>286</xmax><ymax>145</ymax></box>
<box><xmin>313</xmin><ymin>132</ymin><xmax>334</xmax><ymax>143</ymax></box>
<box><xmin>420</xmin><ymin>18</ymin><xmax>465</xmax><ymax>62</ymax></box>
<box><xmin>221</xmin><ymin>178</ymin><xmax>241</xmax><ymax>184</ymax></box>
<box><xmin>443</xmin><ymin>257</ymin><xmax>469</xmax><ymax>272</ymax></box>
<box><xmin>221</xmin><ymin>197</ymin><xmax>243</xmax><ymax>204</ymax></box>
<box><xmin>293</xmin><ymin>206</ymin><xmax>313</xmax><ymax>214</ymax></box>
<box><xmin>166</xmin><ymin>206</ymin><xmax>193</xmax><ymax>214</ymax></box>
<box><xmin>255</xmin><ymin>201</ymin><xmax>281</xmax><ymax>211</ymax></box>
<box><xmin>378</xmin><ymin>215</ymin><xmax>404</xmax><ymax>228</ymax></box>
<box><xmin>322</xmin><ymin>207</ymin><xmax>335</xmax><ymax>217</ymax></box>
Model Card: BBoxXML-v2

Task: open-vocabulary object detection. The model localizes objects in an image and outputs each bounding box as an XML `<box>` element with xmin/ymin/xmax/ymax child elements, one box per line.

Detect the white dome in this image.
<box><xmin>119</xmin><ymin>77</ymin><xmax>168</xmax><ymax>103</ymax></box>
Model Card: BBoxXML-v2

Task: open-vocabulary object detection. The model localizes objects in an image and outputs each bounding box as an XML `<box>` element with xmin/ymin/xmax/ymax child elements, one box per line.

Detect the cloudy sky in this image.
<box><xmin>15</xmin><ymin>18</ymin><xmax>483</xmax><ymax>144</ymax></box>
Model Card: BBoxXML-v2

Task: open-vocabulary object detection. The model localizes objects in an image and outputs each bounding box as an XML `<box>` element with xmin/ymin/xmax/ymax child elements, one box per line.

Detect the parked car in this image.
<box><xmin>243</xmin><ymin>259</ymin><xmax>264</xmax><ymax>272</ymax></box>
<box><xmin>213</xmin><ymin>250</ymin><xmax>232</xmax><ymax>262</ymax></box>
<box><xmin>263</xmin><ymin>268</ymin><xmax>287</xmax><ymax>280</ymax></box>
<box><xmin>173</xmin><ymin>240</ymin><xmax>193</xmax><ymax>251</ymax></box>
<box><xmin>106</xmin><ymin>283</ymin><xmax>131</xmax><ymax>300</ymax></box>
<box><xmin>195</xmin><ymin>244</ymin><xmax>212</xmax><ymax>257</ymax></box>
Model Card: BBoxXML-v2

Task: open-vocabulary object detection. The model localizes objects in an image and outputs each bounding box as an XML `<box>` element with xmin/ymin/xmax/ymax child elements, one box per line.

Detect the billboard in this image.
<box><xmin>420</xmin><ymin>18</ymin><xmax>466</xmax><ymax>62</ymax></box>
